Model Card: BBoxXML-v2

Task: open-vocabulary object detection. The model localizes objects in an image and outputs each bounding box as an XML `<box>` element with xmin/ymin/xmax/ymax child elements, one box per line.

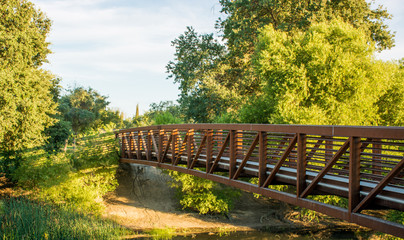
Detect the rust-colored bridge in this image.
<box><xmin>115</xmin><ymin>124</ymin><xmax>404</xmax><ymax>237</ymax></box>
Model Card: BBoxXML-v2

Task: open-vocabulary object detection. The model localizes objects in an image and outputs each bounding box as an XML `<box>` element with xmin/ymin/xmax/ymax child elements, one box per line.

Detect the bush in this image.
<box><xmin>37</xmin><ymin>166</ymin><xmax>118</xmax><ymax>214</ymax></box>
<box><xmin>12</xmin><ymin>149</ymin><xmax>72</xmax><ymax>189</ymax></box>
<box><xmin>72</xmin><ymin>132</ymin><xmax>119</xmax><ymax>170</ymax></box>
<box><xmin>168</xmin><ymin>170</ymin><xmax>240</xmax><ymax>214</ymax></box>
<box><xmin>12</xmin><ymin>131</ymin><xmax>119</xmax><ymax>214</ymax></box>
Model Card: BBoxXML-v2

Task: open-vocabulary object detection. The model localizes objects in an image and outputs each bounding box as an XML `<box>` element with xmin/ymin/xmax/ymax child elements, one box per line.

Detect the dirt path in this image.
<box><xmin>103</xmin><ymin>164</ymin><xmax>362</xmax><ymax>235</ymax></box>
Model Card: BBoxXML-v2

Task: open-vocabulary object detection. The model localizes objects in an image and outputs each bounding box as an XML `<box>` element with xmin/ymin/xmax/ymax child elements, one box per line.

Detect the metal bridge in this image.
<box><xmin>115</xmin><ymin>124</ymin><xmax>404</xmax><ymax>237</ymax></box>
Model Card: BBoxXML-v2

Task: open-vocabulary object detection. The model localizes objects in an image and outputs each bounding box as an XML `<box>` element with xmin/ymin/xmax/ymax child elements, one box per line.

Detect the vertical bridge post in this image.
<box><xmin>297</xmin><ymin>133</ymin><xmax>307</xmax><ymax>196</ymax></box>
<box><xmin>349</xmin><ymin>136</ymin><xmax>361</xmax><ymax>216</ymax></box>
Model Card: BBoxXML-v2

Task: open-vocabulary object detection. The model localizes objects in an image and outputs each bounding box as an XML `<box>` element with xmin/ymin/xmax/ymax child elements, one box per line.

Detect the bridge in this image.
<box><xmin>115</xmin><ymin>124</ymin><xmax>404</xmax><ymax>237</ymax></box>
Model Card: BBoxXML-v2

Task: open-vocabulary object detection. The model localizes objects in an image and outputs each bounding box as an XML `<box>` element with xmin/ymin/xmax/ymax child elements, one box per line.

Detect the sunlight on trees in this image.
<box><xmin>241</xmin><ymin>19</ymin><xmax>403</xmax><ymax>126</ymax></box>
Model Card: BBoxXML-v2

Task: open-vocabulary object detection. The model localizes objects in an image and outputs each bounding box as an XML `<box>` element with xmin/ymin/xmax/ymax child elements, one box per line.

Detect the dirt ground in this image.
<box><xmin>102</xmin><ymin>164</ymin><xmax>363</xmax><ymax>235</ymax></box>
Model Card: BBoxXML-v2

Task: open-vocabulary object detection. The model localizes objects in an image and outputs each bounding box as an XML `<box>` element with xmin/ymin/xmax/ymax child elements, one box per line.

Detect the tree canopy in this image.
<box><xmin>0</xmin><ymin>0</ymin><xmax>56</xmax><ymax>155</ymax></box>
<box><xmin>166</xmin><ymin>0</ymin><xmax>401</xmax><ymax>126</ymax></box>
<box><xmin>59</xmin><ymin>87</ymin><xmax>112</xmax><ymax>135</ymax></box>
<box><xmin>241</xmin><ymin>19</ymin><xmax>402</xmax><ymax>125</ymax></box>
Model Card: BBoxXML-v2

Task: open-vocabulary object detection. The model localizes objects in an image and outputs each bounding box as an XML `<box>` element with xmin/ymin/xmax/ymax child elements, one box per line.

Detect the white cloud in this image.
<box><xmin>31</xmin><ymin>0</ymin><xmax>222</xmax><ymax>116</ymax></box>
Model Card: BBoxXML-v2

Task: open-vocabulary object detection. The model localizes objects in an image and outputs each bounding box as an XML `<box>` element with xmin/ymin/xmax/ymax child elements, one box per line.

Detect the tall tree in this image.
<box><xmin>166</xmin><ymin>0</ymin><xmax>396</xmax><ymax>123</ymax></box>
<box><xmin>0</xmin><ymin>0</ymin><xmax>56</xmax><ymax>172</ymax></box>
<box><xmin>241</xmin><ymin>19</ymin><xmax>402</xmax><ymax>126</ymax></box>
<box><xmin>166</xmin><ymin>27</ymin><xmax>228</xmax><ymax>122</ymax></box>
<box><xmin>217</xmin><ymin>0</ymin><xmax>395</xmax><ymax>98</ymax></box>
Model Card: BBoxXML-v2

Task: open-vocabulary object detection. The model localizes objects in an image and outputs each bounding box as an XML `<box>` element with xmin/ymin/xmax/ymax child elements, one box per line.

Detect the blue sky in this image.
<box><xmin>31</xmin><ymin>0</ymin><xmax>403</xmax><ymax>118</ymax></box>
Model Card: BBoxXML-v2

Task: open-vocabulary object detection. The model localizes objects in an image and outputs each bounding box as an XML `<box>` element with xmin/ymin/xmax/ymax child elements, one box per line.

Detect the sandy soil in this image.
<box><xmin>102</xmin><ymin>163</ymin><xmax>363</xmax><ymax>235</ymax></box>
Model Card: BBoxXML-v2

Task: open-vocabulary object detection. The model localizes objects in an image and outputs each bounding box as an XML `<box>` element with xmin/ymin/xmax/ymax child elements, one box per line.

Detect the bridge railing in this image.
<box><xmin>116</xmin><ymin>124</ymin><xmax>404</xmax><ymax>237</ymax></box>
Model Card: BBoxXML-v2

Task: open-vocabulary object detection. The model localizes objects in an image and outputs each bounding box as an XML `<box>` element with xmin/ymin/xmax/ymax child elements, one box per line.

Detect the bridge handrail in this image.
<box><xmin>116</xmin><ymin>124</ymin><xmax>404</xmax><ymax>139</ymax></box>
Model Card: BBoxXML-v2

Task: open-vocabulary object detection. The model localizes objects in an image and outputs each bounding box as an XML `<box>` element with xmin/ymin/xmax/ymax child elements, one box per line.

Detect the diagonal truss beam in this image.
<box><xmin>173</xmin><ymin>132</ymin><xmax>189</xmax><ymax>166</ymax></box>
<box><xmin>300</xmin><ymin>139</ymin><xmax>350</xmax><ymax>198</ymax></box>
<box><xmin>189</xmin><ymin>133</ymin><xmax>207</xmax><ymax>169</ymax></box>
<box><xmin>353</xmin><ymin>157</ymin><xmax>404</xmax><ymax>213</ymax></box>
<box><xmin>209</xmin><ymin>133</ymin><xmax>230</xmax><ymax>174</ymax></box>
<box><xmin>262</xmin><ymin>134</ymin><xmax>297</xmax><ymax>188</ymax></box>
<box><xmin>232</xmin><ymin>134</ymin><xmax>259</xmax><ymax>180</ymax></box>
<box><xmin>152</xmin><ymin>134</ymin><xmax>158</xmax><ymax>157</ymax></box>
<box><xmin>160</xmin><ymin>134</ymin><xmax>173</xmax><ymax>163</ymax></box>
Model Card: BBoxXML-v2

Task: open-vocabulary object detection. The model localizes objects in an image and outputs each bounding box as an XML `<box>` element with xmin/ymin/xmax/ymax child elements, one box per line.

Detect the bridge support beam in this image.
<box><xmin>349</xmin><ymin>136</ymin><xmax>361</xmax><ymax>216</ymax></box>
<box><xmin>297</xmin><ymin>133</ymin><xmax>307</xmax><ymax>196</ymax></box>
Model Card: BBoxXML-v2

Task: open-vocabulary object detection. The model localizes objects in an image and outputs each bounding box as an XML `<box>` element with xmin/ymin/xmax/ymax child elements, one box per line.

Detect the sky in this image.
<box><xmin>30</xmin><ymin>0</ymin><xmax>403</xmax><ymax>118</ymax></box>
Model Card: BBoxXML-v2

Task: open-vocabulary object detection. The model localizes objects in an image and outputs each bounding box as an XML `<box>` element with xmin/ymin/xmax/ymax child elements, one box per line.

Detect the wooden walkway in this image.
<box><xmin>116</xmin><ymin>124</ymin><xmax>404</xmax><ymax>237</ymax></box>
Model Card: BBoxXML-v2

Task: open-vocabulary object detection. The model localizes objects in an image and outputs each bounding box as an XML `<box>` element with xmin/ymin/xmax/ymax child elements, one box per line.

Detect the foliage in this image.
<box><xmin>71</xmin><ymin>132</ymin><xmax>119</xmax><ymax>169</ymax></box>
<box><xmin>148</xmin><ymin>101</ymin><xmax>181</xmax><ymax>119</ymax></box>
<box><xmin>12</xmin><ymin>149</ymin><xmax>72</xmax><ymax>189</ymax></box>
<box><xmin>37</xmin><ymin>166</ymin><xmax>118</xmax><ymax>214</ymax></box>
<box><xmin>166</xmin><ymin>27</ymin><xmax>229</xmax><ymax>122</ymax></box>
<box><xmin>43</xmin><ymin>119</ymin><xmax>72</xmax><ymax>153</ymax></box>
<box><xmin>375</xmin><ymin>62</ymin><xmax>404</xmax><ymax>126</ymax></box>
<box><xmin>59</xmin><ymin>87</ymin><xmax>110</xmax><ymax>135</ymax></box>
<box><xmin>143</xmin><ymin>101</ymin><xmax>183</xmax><ymax>125</ymax></box>
<box><xmin>248</xmin><ymin>177</ymin><xmax>290</xmax><ymax>198</ymax></box>
<box><xmin>0</xmin><ymin>197</ymin><xmax>131</xmax><ymax>239</ymax></box>
<box><xmin>12</xmin><ymin>131</ymin><xmax>119</xmax><ymax>214</ymax></box>
<box><xmin>168</xmin><ymin>170</ymin><xmax>240</xmax><ymax>214</ymax></box>
<box><xmin>386</xmin><ymin>210</ymin><xmax>404</xmax><ymax>225</ymax></box>
<box><xmin>218</xmin><ymin>0</ymin><xmax>393</xmax><ymax>56</ymax></box>
<box><xmin>0</xmin><ymin>0</ymin><xmax>57</xmax><ymax>174</ymax></box>
<box><xmin>146</xmin><ymin>227</ymin><xmax>176</xmax><ymax>240</ymax></box>
<box><xmin>152</xmin><ymin>111</ymin><xmax>183</xmax><ymax>125</ymax></box>
<box><xmin>242</xmin><ymin>19</ymin><xmax>402</xmax><ymax>125</ymax></box>
<box><xmin>298</xmin><ymin>195</ymin><xmax>348</xmax><ymax>222</ymax></box>
<box><xmin>166</xmin><ymin>0</ymin><xmax>396</xmax><ymax>123</ymax></box>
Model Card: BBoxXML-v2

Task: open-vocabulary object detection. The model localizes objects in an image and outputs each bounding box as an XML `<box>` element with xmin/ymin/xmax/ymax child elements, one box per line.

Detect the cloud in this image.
<box><xmin>31</xmin><ymin>0</ymin><xmax>222</xmax><ymax>116</ymax></box>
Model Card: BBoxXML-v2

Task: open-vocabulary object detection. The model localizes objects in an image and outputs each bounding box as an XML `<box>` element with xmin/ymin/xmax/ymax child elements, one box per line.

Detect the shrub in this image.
<box><xmin>168</xmin><ymin>170</ymin><xmax>240</xmax><ymax>214</ymax></box>
<box><xmin>12</xmin><ymin>149</ymin><xmax>72</xmax><ymax>189</ymax></box>
<box><xmin>37</xmin><ymin>166</ymin><xmax>118</xmax><ymax>214</ymax></box>
<box><xmin>12</xmin><ymin>131</ymin><xmax>119</xmax><ymax>214</ymax></box>
<box><xmin>72</xmin><ymin>132</ymin><xmax>119</xmax><ymax>170</ymax></box>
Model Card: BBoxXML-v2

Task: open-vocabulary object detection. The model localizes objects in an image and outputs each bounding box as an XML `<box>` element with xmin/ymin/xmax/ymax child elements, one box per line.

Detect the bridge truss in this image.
<box><xmin>116</xmin><ymin>124</ymin><xmax>404</xmax><ymax>237</ymax></box>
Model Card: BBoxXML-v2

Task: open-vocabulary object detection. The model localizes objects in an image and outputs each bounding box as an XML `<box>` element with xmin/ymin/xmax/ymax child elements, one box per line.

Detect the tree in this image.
<box><xmin>135</xmin><ymin>104</ymin><xmax>139</xmax><ymax>119</ymax></box>
<box><xmin>167</xmin><ymin>1</ymin><xmax>395</xmax><ymax>122</ymax></box>
<box><xmin>144</xmin><ymin>101</ymin><xmax>183</xmax><ymax>125</ymax></box>
<box><xmin>218</xmin><ymin>0</ymin><xmax>394</xmax><ymax>100</ymax></box>
<box><xmin>166</xmin><ymin>27</ymin><xmax>228</xmax><ymax>122</ymax></box>
<box><xmin>0</xmin><ymin>0</ymin><xmax>56</xmax><ymax>173</ymax></box>
<box><xmin>59</xmin><ymin>87</ymin><xmax>109</xmax><ymax>136</ymax></box>
<box><xmin>241</xmin><ymin>19</ymin><xmax>402</xmax><ymax>125</ymax></box>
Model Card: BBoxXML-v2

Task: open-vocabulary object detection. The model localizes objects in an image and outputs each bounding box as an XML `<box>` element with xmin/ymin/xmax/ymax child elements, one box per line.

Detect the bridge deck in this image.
<box><xmin>116</xmin><ymin>124</ymin><xmax>404</xmax><ymax>237</ymax></box>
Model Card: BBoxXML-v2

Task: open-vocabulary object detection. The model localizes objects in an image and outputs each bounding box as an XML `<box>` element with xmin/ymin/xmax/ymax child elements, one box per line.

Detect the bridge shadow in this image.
<box><xmin>103</xmin><ymin>163</ymin><xmax>344</xmax><ymax>233</ymax></box>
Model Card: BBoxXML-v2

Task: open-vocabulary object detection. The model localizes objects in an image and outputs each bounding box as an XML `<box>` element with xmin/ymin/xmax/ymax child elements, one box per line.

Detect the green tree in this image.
<box><xmin>0</xmin><ymin>0</ymin><xmax>56</xmax><ymax>173</ymax></box>
<box><xmin>242</xmin><ymin>19</ymin><xmax>402</xmax><ymax>125</ymax></box>
<box><xmin>166</xmin><ymin>27</ymin><xmax>228</xmax><ymax>122</ymax></box>
<box><xmin>135</xmin><ymin>104</ymin><xmax>139</xmax><ymax>119</ymax></box>
<box><xmin>143</xmin><ymin>101</ymin><xmax>183</xmax><ymax>125</ymax></box>
<box><xmin>59</xmin><ymin>87</ymin><xmax>110</xmax><ymax>136</ymax></box>
<box><xmin>219</xmin><ymin>0</ymin><xmax>394</xmax><ymax>102</ymax></box>
<box><xmin>167</xmin><ymin>0</ymin><xmax>395</xmax><ymax>122</ymax></box>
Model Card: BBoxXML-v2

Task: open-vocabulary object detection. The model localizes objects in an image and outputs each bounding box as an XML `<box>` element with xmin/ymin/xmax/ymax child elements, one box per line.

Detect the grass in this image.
<box><xmin>146</xmin><ymin>227</ymin><xmax>176</xmax><ymax>240</ymax></box>
<box><xmin>0</xmin><ymin>197</ymin><xmax>132</xmax><ymax>239</ymax></box>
